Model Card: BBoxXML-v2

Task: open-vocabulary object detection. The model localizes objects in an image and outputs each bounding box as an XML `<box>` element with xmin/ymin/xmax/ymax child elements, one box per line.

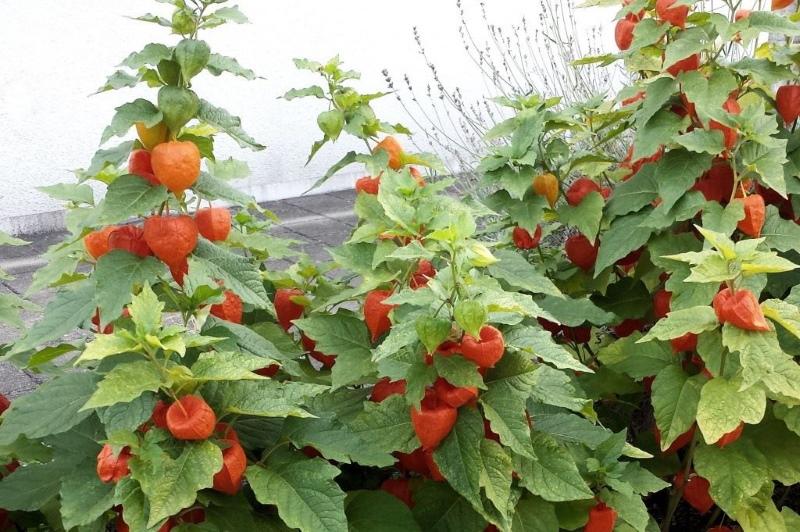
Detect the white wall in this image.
<box><xmin>0</xmin><ymin>0</ymin><xmax>615</xmax><ymax>235</ymax></box>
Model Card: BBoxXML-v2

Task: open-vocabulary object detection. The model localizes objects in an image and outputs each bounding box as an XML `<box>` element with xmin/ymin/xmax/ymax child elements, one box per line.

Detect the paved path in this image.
<box><xmin>0</xmin><ymin>190</ymin><xmax>357</xmax><ymax>397</ymax></box>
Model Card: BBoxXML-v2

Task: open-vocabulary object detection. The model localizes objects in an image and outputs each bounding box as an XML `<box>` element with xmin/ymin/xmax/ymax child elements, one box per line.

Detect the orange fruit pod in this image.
<box><xmin>96</xmin><ymin>444</ymin><xmax>132</xmax><ymax>484</ymax></box>
<box><xmin>532</xmin><ymin>172</ymin><xmax>559</xmax><ymax>207</ymax></box>
<box><xmin>460</xmin><ymin>325</ymin><xmax>505</xmax><ymax>368</ymax></box>
<box><xmin>195</xmin><ymin>207</ymin><xmax>232</xmax><ymax>241</ymax></box>
<box><xmin>615</xmin><ymin>18</ymin><xmax>636</xmax><ymax>51</ymax></box>
<box><xmin>656</xmin><ymin>0</ymin><xmax>689</xmax><ymax>28</ymax></box>
<box><xmin>165</xmin><ymin>395</ymin><xmax>217</xmax><ymax>440</ymax></box>
<box><xmin>212</xmin><ymin>438</ymin><xmax>247</xmax><ymax>495</ymax></box>
<box><xmin>372</xmin><ymin>136</ymin><xmax>404</xmax><ymax>170</ymax></box>
<box><xmin>364</xmin><ymin>289</ymin><xmax>396</xmax><ymax>342</ymax></box>
<box><xmin>151</xmin><ymin>140</ymin><xmax>201</xmax><ymax>194</ymax></box>
<box><xmin>773</xmin><ymin>0</ymin><xmax>794</xmax><ymax>10</ymax></box>
<box><xmin>128</xmin><ymin>149</ymin><xmax>160</xmax><ymax>186</ymax></box>
<box><xmin>565</xmin><ymin>234</ymin><xmax>599</xmax><ymax>272</ymax></box>
<box><xmin>410</xmin><ymin>390</ymin><xmax>458</xmax><ymax>450</ymax></box>
<box><xmin>735</xmin><ymin>194</ymin><xmax>765</xmax><ymax>237</ymax></box>
<box><xmin>274</xmin><ymin>288</ymin><xmax>305</xmax><ymax>331</ymax></box>
<box><xmin>143</xmin><ymin>215</ymin><xmax>198</xmax><ymax>268</ymax></box>
<box><xmin>355</xmin><ymin>175</ymin><xmax>381</xmax><ymax>195</ymax></box>
<box><xmin>210</xmin><ymin>290</ymin><xmax>243</xmax><ymax>324</ymax></box>
<box><xmin>776</xmin><ymin>85</ymin><xmax>800</xmax><ymax>125</ymax></box>
<box><xmin>135</xmin><ymin>121</ymin><xmax>169</xmax><ymax>150</ymax></box>
<box><xmin>108</xmin><ymin>226</ymin><xmax>152</xmax><ymax>258</ymax></box>
<box><xmin>83</xmin><ymin>226</ymin><xmax>119</xmax><ymax>260</ymax></box>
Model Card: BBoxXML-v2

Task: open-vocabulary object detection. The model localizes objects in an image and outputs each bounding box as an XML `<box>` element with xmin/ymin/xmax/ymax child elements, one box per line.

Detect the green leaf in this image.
<box><xmin>696</xmin><ymin>377</ymin><xmax>766</xmax><ymax>444</ymax></box>
<box><xmin>192</xmin><ymin>240</ymin><xmax>271</xmax><ymax>307</ymax></box>
<box><xmin>537</xmin><ymin>295</ymin><xmax>615</xmax><ymax>326</ymax></box>
<box><xmin>595</xmin><ymin>211</ymin><xmax>655</xmax><ymax>275</ymax></box>
<box><xmin>198</xmin><ymin>99</ymin><xmax>265</xmax><ymax>150</ymax></box>
<box><xmin>174</xmin><ymin>38</ymin><xmax>210</xmax><ymax>81</ymax></box>
<box><xmin>651</xmin><ymin>365</ymin><xmax>703</xmax><ymax>451</ymax></box>
<box><xmin>597</xmin><ymin>333</ymin><xmax>673</xmax><ymax>379</ymax></box>
<box><xmin>37</xmin><ymin>183</ymin><xmax>95</xmax><ymax>205</ymax></box>
<box><xmin>655</xmin><ymin>150</ymin><xmax>713</xmax><ymax>212</ymax></box>
<box><xmin>98</xmin><ymin>175</ymin><xmax>169</xmax><ymax>224</ymax></box>
<box><xmin>454</xmin><ymin>301</ymin><xmax>487</xmax><ymax>338</ymax></box>
<box><xmin>605</xmin><ymin>164</ymin><xmax>658</xmax><ymax>217</ymax></box>
<box><xmin>158</xmin><ymin>86</ymin><xmax>200</xmax><ymax>133</ymax></box>
<box><xmin>204</xmin><ymin>379</ymin><xmax>325</xmax><ymax>418</ymax></box>
<box><xmin>206</xmin><ymin>53</ymin><xmax>256</xmax><ymax>79</ymax></box>
<box><xmin>480</xmin><ymin>439</ymin><xmax>515</xmax><ymax>523</ymax></box>
<box><xmin>83</xmin><ymin>360</ymin><xmax>162</xmax><ymax>410</ymax></box>
<box><xmin>190</xmin><ymin>350</ymin><xmax>272</xmax><ymax>381</ymax></box>
<box><xmin>345</xmin><ymin>395</ymin><xmax>418</xmax><ymax>456</ymax></box>
<box><xmin>693</xmin><ymin>441</ymin><xmax>770</xmax><ymax>514</ymax></box>
<box><xmin>95</xmin><ymin>252</ymin><xmax>166</xmax><ymax>326</ymax></box>
<box><xmin>592</xmin><ymin>278</ymin><xmax>651</xmax><ymax>320</ymax></box>
<box><xmin>638</xmin><ymin>306</ymin><xmax>718</xmax><ymax>342</ymax></box>
<box><xmin>60</xmin><ymin>463</ymin><xmax>116</xmax><ymax>529</ymax></box>
<box><xmin>11</xmin><ymin>281</ymin><xmax>95</xmax><ymax>354</ymax></box>
<box><xmin>674</xmin><ymin>129</ymin><xmax>725</xmax><ymax>155</ymax></box>
<box><xmin>433</xmin><ymin>356</ymin><xmax>486</xmax><ymax>390</ymax></box>
<box><xmin>295</xmin><ymin>314</ymin><xmax>374</xmax><ymax>389</ymax></box>
<box><xmin>415</xmin><ymin>315</ymin><xmax>452</xmax><ymax>354</ymax></box>
<box><xmin>504</xmin><ymin>325</ymin><xmax>591</xmax><ymax>373</ymax></box>
<box><xmin>120</xmin><ymin>43</ymin><xmax>172</xmax><ymax>69</ymax></box>
<box><xmin>194</xmin><ymin>171</ymin><xmax>254</xmax><ymax>206</ymax></box>
<box><xmin>247</xmin><ymin>448</ymin><xmax>347</xmax><ymax>532</ymax></box>
<box><xmin>556</xmin><ymin>191</ymin><xmax>604</xmax><ymax>240</ymax></box>
<box><xmin>433</xmin><ymin>408</ymin><xmax>483</xmax><ymax>511</ymax></box>
<box><xmin>511</xmin><ymin>494</ymin><xmax>559</xmax><ymax>532</ymax></box>
<box><xmin>663</xmin><ymin>28</ymin><xmax>707</xmax><ymax>70</ymax></box>
<box><xmin>488</xmin><ymin>249</ymin><xmax>562</xmax><ymax>297</ymax></box>
<box><xmin>77</xmin><ymin>333</ymin><xmax>141</xmax><ymax>364</ymax></box>
<box><xmin>411</xmin><ymin>482</ymin><xmax>485</xmax><ymax>532</ymax></box>
<box><xmin>762</xmin><ymin>206</ymin><xmax>800</xmax><ymax>253</ymax></box>
<box><xmin>0</xmin><ymin>460</ymin><xmax>73</xmax><ymax>511</ymax></box>
<box><xmin>632</xmin><ymin>109</ymin><xmax>684</xmax><ymax>162</ymax></box>
<box><xmin>101</xmin><ymin>99</ymin><xmax>162</xmax><ymax>144</ymax></box>
<box><xmin>344</xmin><ymin>491</ymin><xmax>421</xmax><ymax>532</ymax></box>
<box><xmin>130</xmin><ymin>439</ymin><xmax>223</xmax><ymax>527</ymax></box>
<box><xmin>0</xmin><ymin>372</ymin><xmax>99</xmax><ymax>445</ymax></box>
<box><xmin>515</xmin><ymin>433</ymin><xmax>593</xmax><ymax>502</ymax></box>
<box><xmin>99</xmin><ymin>393</ymin><xmax>157</xmax><ymax>434</ymax></box>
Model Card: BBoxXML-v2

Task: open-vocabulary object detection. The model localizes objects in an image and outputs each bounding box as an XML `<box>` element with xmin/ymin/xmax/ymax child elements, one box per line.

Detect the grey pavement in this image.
<box><xmin>0</xmin><ymin>190</ymin><xmax>357</xmax><ymax>398</ymax></box>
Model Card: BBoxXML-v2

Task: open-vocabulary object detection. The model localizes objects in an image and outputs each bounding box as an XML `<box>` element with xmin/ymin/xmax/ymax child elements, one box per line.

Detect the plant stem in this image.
<box><xmin>660</xmin><ymin>432</ymin><xmax>701</xmax><ymax>532</ymax></box>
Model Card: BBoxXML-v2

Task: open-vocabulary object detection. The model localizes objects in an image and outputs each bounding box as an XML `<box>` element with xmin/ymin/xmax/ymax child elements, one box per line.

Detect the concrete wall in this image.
<box><xmin>1</xmin><ymin>1</ymin><xmax>617</xmax><ymax>234</ymax></box>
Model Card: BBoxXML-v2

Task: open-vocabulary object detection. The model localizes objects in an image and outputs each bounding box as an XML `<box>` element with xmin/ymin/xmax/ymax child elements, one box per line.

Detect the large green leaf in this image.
<box><xmin>82</xmin><ymin>360</ymin><xmax>163</xmax><ymax>410</ymax></box>
<box><xmin>101</xmin><ymin>99</ymin><xmax>162</xmax><ymax>144</ymax></box>
<box><xmin>130</xmin><ymin>439</ymin><xmax>223</xmax><ymax>527</ymax></box>
<box><xmin>638</xmin><ymin>306</ymin><xmax>718</xmax><ymax>342</ymax></box>
<box><xmin>651</xmin><ymin>365</ymin><xmax>703</xmax><ymax>450</ymax></box>
<box><xmin>198</xmin><ymin>99</ymin><xmax>265</xmax><ymax>150</ymax></box>
<box><xmin>693</xmin><ymin>441</ymin><xmax>770</xmax><ymax>514</ymax></box>
<box><xmin>247</xmin><ymin>448</ymin><xmax>347</xmax><ymax>532</ymax></box>
<box><xmin>696</xmin><ymin>377</ymin><xmax>766</xmax><ymax>444</ymax></box>
<box><xmin>11</xmin><ymin>281</ymin><xmax>96</xmax><ymax>354</ymax></box>
<box><xmin>295</xmin><ymin>313</ymin><xmax>374</xmax><ymax>389</ymax></box>
<box><xmin>95</xmin><ymin>251</ymin><xmax>166</xmax><ymax>326</ymax></box>
<box><xmin>488</xmin><ymin>250</ymin><xmax>562</xmax><ymax>297</ymax></box>
<box><xmin>514</xmin><ymin>433</ymin><xmax>593</xmax><ymax>502</ymax></box>
<box><xmin>595</xmin><ymin>211</ymin><xmax>655</xmax><ymax>275</ymax></box>
<box><xmin>0</xmin><ymin>372</ymin><xmax>99</xmax><ymax>445</ymax></box>
<box><xmin>344</xmin><ymin>491</ymin><xmax>421</xmax><ymax>532</ymax></box>
<box><xmin>203</xmin><ymin>379</ymin><xmax>325</xmax><ymax>418</ymax></box>
<box><xmin>433</xmin><ymin>408</ymin><xmax>484</xmax><ymax>512</ymax></box>
<box><xmin>97</xmin><ymin>175</ymin><xmax>169</xmax><ymax>224</ymax></box>
<box><xmin>411</xmin><ymin>482</ymin><xmax>485</xmax><ymax>532</ymax></box>
<box><xmin>504</xmin><ymin>325</ymin><xmax>591</xmax><ymax>372</ymax></box>
<box><xmin>60</xmin><ymin>463</ymin><xmax>116</xmax><ymax>529</ymax></box>
<box><xmin>192</xmin><ymin>239</ymin><xmax>271</xmax><ymax>307</ymax></box>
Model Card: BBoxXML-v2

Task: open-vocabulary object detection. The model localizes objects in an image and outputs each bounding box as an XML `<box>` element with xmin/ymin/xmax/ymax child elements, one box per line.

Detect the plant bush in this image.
<box><xmin>1</xmin><ymin>1</ymin><xmax>800</xmax><ymax>531</ymax></box>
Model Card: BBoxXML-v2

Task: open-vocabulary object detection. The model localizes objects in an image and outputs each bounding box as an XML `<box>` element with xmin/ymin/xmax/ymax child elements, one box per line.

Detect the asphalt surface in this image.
<box><xmin>0</xmin><ymin>190</ymin><xmax>357</xmax><ymax>398</ymax></box>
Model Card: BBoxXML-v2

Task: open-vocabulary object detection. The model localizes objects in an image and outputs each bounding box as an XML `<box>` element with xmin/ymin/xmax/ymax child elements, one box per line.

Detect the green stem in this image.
<box><xmin>661</xmin><ymin>432</ymin><xmax>701</xmax><ymax>532</ymax></box>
